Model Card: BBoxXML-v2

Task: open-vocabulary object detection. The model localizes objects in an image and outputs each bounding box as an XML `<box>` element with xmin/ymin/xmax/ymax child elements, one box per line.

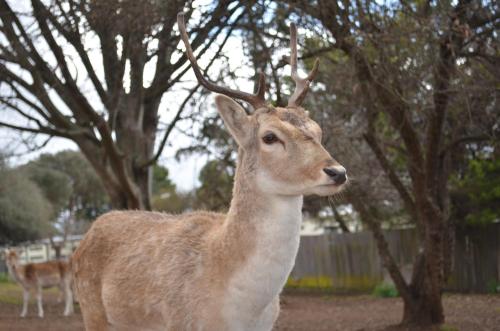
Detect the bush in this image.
<box><xmin>372</xmin><ymin>283</ymin><xmax>399</xmax><ymax>298</ymax></box>
<box><xmin>486</xmin><ymin>279</ymin><xmax>500</xmax><ymax>294</ymax></box>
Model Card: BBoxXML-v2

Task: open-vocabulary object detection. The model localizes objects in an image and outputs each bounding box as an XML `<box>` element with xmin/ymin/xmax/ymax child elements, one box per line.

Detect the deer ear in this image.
<box><xmin>215</xmin><ymin>95</ymin><xmax>252</xmax><ymax>147</ymax></box>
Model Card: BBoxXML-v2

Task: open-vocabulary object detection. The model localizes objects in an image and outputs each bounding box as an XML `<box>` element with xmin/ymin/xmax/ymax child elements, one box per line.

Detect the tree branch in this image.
<box><xmin>440</xmin><ymin>134</ymin><xmax>492</xmax><ymax>156</ymax></box>
<box><xmin>146</xmin><ymin>1</ymin><xmax>243</xmax><ymax>100</ymax></box>
<box><xmin>363</xmin><ymin>132</ymin><xmax>417</xmax><ymax>221</ymax></box>
<box><xmin>140</xmin><ymin>85</ymin><xmax>200</xmax><ymax>168</ymax></box>
<box><xmin>347</xmin><ymin>188</ymin><xmax>413</xmax><ymax>305</ymax></box>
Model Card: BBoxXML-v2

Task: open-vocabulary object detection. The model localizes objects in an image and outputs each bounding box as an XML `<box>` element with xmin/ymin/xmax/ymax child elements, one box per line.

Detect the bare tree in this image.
<box><xmin>285</xmin><ymin>0</ymin><xmax>499</xmax><ymax>326</ymax></box>
<box><xmin>0</xmin><ymin>0</ymin><xmax>246</xmax><ymax>209</ymax></box>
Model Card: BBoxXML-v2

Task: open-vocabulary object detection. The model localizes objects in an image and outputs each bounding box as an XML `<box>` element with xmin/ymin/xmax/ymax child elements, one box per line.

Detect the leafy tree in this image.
<box><xmin>22</xmin><ymin>162</ymin><xmax>72</xmax><ymax>218</ymax></box>
<box><xmin>27</xmin><ymin>151</ymin><xmax>109</xmax><ymax>221</ymax></box>
<box><xmin>0</xmin><ymin>166</ymin><xmax>52</xmax><ymax>244</ymax></box>
<box><xmin>17</xmin><ymin>151</ymin><xmax>109</xmax><ymax>239</ymax></box>
<box><xmin>151</xmin><ymin>164</ymin><xmax>192</xmax><ymax>214</ymax></box>
<box><xmin>194</xmin><ymin>159</ymin><xmax>233</xmax><ymax>211</ymax></box>
<box><xmin>452</xmin><ymin>157</ymin><xmax>500</xmax><ymax>225</ymax></box>
<box><xmin>152</xmin><ymin>190</ymin><xmax>192</xmax><ymax>215</ymax></box>
<box><xmin>175</xmin><ymin>109</ymin><xmax>237</xmax><ymax>212</ymax></box>
<box><xmin>152</xmin><ymin>164</ymin><xmax>176</xmax><ymax>196</ymax></box>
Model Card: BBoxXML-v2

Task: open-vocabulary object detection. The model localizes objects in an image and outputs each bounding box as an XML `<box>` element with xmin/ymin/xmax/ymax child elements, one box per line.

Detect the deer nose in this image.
<box><xmin>323</xmin><ymin>167</ymin><xmax>347</xmax><ymax>185</ymax></box>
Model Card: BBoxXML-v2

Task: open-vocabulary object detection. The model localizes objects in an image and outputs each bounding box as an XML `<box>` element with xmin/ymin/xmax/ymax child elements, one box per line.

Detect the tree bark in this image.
<box><xmin>403</xmin><ymin>252</ymin><xmax>444</xmax><ymax>325</ymax></box>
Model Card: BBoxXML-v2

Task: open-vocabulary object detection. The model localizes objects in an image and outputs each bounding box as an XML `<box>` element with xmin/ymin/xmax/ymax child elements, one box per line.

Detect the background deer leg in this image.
<box><xmin>63</xmin><ymin>278</ymin><xmax>74</xmax><ymax>316</ymax></box>
<box><xmin>36</xmin><ymin>285</ymin><xmax>44</xmax><ymax>318</ymax></box>
<box><xmin>20</xmin><ymin>288</ymin><xmax>29</xmax><ymax>317</ymax></box>
<box><xmin>57</xmin><ymin>283</ymin><xmax>64</xmax><ymax>303</ymax></box>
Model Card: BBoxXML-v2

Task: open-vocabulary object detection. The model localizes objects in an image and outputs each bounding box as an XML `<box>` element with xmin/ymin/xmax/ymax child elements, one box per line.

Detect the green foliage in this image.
<box><xmin>0</xmin><ymin>167</ymin><xmax>53</xmax><ymax>244</ymax></box>
<box><xmin>452</xmin><ymin>157</ymin><xmax>500</xmax><ymax>225</ymax></box>
<box><xmin>151</xmin><ymin>165</ymin><xmax>191</xmax><ymax>214</ymax></box>
<box><xmin>22</xmin><ymin>164</ymin><xmax>72</xmax><ymax>216</ymax></box>
<box><xmin>24</xmin><ymin>151</ymin><xmax>109</xmax><ymax>221</ymax></box>
<box><xmin>152</xmin><ymin>191</ymin><xmax>192</xmax><ymax>214</ymax></box>
<box><xmin>194</xmin><ymin>160</ymin><xmax>233</xmax><ymax>211</ymax></box>
<box><xmin>0</xmin><ymin>150</ymin><xmax>110</xmax><ymax>243</ymax></box>
<box><xmin>174</xmin><ymin>110</ymin><xmax>236</xmax><ymax>213</ymax></box>
<box><xmin>152</xmin><ymin>164</ymin><xmax>176</xmax><ymax>195</ymax></box>
<box><xmin>372</xmin><ymin>283</ymin><xmax>399</xmax><ymax>298</ymax></box>
<box><xmin>486</xmin><ymin>279</ymin><xmax>500</xmax><ymax>294</ymax></box>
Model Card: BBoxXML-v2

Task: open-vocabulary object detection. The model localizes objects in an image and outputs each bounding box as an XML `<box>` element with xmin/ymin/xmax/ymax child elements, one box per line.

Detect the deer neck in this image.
<box><xmin>6</xmin><ymin>260</ymin><xmax>23</xmax><ymax>284</ymax></box>
<box><xmin>221</xmin><ymin>149</ymin><xmax>303</xmax><ymax>322</ymax></box>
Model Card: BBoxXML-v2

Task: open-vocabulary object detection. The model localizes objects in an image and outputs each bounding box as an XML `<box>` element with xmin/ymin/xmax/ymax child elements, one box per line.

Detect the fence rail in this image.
<box><xmin>288</xmin><ymin>223</ymin><xmax>500</xmax><ymax>293</ymax></box>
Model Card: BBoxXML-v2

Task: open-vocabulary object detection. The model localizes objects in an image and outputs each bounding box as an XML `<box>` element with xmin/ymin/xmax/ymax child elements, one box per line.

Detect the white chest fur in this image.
<box><xmin>222</xmin><ymin>195</ymin><xmax>303</xmax><ymax>331</ymax></box>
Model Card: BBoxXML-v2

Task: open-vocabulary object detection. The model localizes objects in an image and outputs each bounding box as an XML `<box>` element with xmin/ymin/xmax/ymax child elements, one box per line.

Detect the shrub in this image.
<box><xmin>372</xmin><ymin>282</ymin><xmax>399</xmax><ymax>298</ymax></box>
<box><xmin>486</xmin><ymin>279</ymin><xmax>500</xmax><ymax>294</ymax></box>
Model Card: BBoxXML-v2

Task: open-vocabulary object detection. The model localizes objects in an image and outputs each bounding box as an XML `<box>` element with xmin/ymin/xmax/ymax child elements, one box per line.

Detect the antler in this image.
<box><xmin>177</xmin><ymin>13</ymin><xmax>267</xmax><ymax>109</ymax></box>
<box><xmin>288</xmin><ymin>23</ymin><xmax>320</xmax><ymax>108</ymax></box>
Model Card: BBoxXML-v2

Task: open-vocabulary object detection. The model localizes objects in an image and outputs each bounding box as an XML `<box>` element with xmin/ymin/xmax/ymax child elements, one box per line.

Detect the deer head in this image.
<box><xmin>178</xmin><ymin>14</ymin><xmax>347</xmax><ymax>197</ymax></box>
<box><xmin>3</xmin><ymin>248</ymin><xmax>19</xmax><ymax>266</ymax></box>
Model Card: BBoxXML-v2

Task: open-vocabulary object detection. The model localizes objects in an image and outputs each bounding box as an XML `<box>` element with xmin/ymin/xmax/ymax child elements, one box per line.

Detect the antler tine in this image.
<box><xmin>288</xmin><ymin>23</ymin><xmax>320</xmax><ymax>108</ymax></box>
<box><xmin>177</xmin><ymin>13</ymin><xmax>267</xmax><ymax>110</ymax></box>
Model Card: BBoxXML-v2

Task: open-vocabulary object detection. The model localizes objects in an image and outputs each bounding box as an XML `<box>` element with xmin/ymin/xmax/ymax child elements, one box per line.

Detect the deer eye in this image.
<box><xmin>262</xmin><ymin>133</ymin><xmax>279</xmax><ymax>144</ymax></box>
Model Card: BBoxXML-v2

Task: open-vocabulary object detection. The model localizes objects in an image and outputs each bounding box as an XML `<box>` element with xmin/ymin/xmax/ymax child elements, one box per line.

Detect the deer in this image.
<box><xmin>3</xmin><ymin>248</ymin><xmax>74</xmax><ymax>318</ymax></box>
<box><xmin>71</xmin><ymin>13</ymin><xmax>347</xmax><ymax>331</ymax></box>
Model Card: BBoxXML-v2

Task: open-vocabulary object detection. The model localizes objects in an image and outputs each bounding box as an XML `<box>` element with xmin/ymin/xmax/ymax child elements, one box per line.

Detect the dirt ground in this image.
<box><xmin>274</xmin><ymin>293</ymin><xmax>500</xmax><ymax>331</ymax></box>
<box><xmin>0</xmin><ymin>285</ymin><xmax>499</xmax><ymax>331</ymax></box>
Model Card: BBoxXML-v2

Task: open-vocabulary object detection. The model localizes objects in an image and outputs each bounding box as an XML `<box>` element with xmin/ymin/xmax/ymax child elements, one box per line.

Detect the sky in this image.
<box><xmin>0</xmin><ymin>0</ymin><xmax>257</xmax><ymax>192</ymax></box>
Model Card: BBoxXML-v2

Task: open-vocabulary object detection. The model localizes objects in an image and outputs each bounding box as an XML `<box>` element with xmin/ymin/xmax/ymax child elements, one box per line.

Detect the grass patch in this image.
<box><xmin>0</xmin><ymin>282</ymin><xmax>24</xmax><ymax>305</ymax></box>
<box><xmin>440</xmin><ymin>324</ymin><xmax>459</xmax><ymax>331</ymax></box>
<box><xmin>286</xmin><ymin>275</ymin><xmax>334</xmax><ymax>289</ymax></box>
<box><xmin>0</xmin><ymin>281</ymin><xmax>61</xmax><ymax>305</ymax></box>
<box><xmin>372</xmin><ymin>283</ymin><xmax>399</xmax><ymax>298</ymax></box>
<box><xmin>286</xmin><ymin>275</ymin><xmax>379</xmax><ymax>292</ymax></box>
<box><xmin>0</xmin><ymin>272</ymin><xmax>11</xmax><ymax>283</ymax></box>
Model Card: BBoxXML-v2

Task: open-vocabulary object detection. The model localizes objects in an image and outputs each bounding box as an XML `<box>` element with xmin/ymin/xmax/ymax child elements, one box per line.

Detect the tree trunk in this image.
<box><xmin>402</xmin><ymin>289</ymin><xmax>444</xmax><ymax>326</ymax></box>
<box><xmin>402</xmin><ymin>255</ymin><xmax>445</xmax><ymax>325</ymax></box>
<box><xmin>349</xmin><ymin>185</ymin><xmax>448</xmax><ymax>327</ymax></box>
<box><xmin>76</xmin><ymin>130</ymin><xmax>153</xmax><ymax>210</ymax></box>
<box><xmin>401</xmin><ymin>208</ymin><xmax>446</xmax><ymax>326</ymax></box>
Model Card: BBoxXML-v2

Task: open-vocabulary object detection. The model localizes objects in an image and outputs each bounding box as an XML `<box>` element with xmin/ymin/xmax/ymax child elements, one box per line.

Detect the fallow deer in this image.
<box><xmin>3</xmin><ymin>248</ymin><xmax>74</xmax><ymax>318</ymax></box>
<box><xmin>72</xmin><ymin>13</ymin><xmax>347</xmax><ymax>331</ymax></box>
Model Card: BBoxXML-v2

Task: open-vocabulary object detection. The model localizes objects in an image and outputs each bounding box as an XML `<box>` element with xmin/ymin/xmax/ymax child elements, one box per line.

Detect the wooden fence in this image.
<box><xmin>288</xmin><ymin>223</ymin><xmax>500</xmax><ymax>293</ymax></box>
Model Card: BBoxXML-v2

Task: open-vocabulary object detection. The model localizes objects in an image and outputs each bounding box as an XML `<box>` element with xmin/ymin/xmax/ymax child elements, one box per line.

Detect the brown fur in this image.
<box><xmin>72</xmin><ymin>198</ymin><xmax>260</xmax><ymax>329</ymax></box>
<box><xmin>72</xmin><ymin>97</ymin><xmax>346</xmax><ymax>331</ymax></box>
<box><xmin>20</xmin><ymin>260</ymin><xmax>69</xmax><ymax>285</ymax></box>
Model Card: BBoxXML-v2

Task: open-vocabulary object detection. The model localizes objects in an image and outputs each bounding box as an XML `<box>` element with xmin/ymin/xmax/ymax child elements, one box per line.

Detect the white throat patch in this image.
<box><xmin>222</xmin><ymin>195</ymin><xmax>303</xmax><ymax>331</ymax></box>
